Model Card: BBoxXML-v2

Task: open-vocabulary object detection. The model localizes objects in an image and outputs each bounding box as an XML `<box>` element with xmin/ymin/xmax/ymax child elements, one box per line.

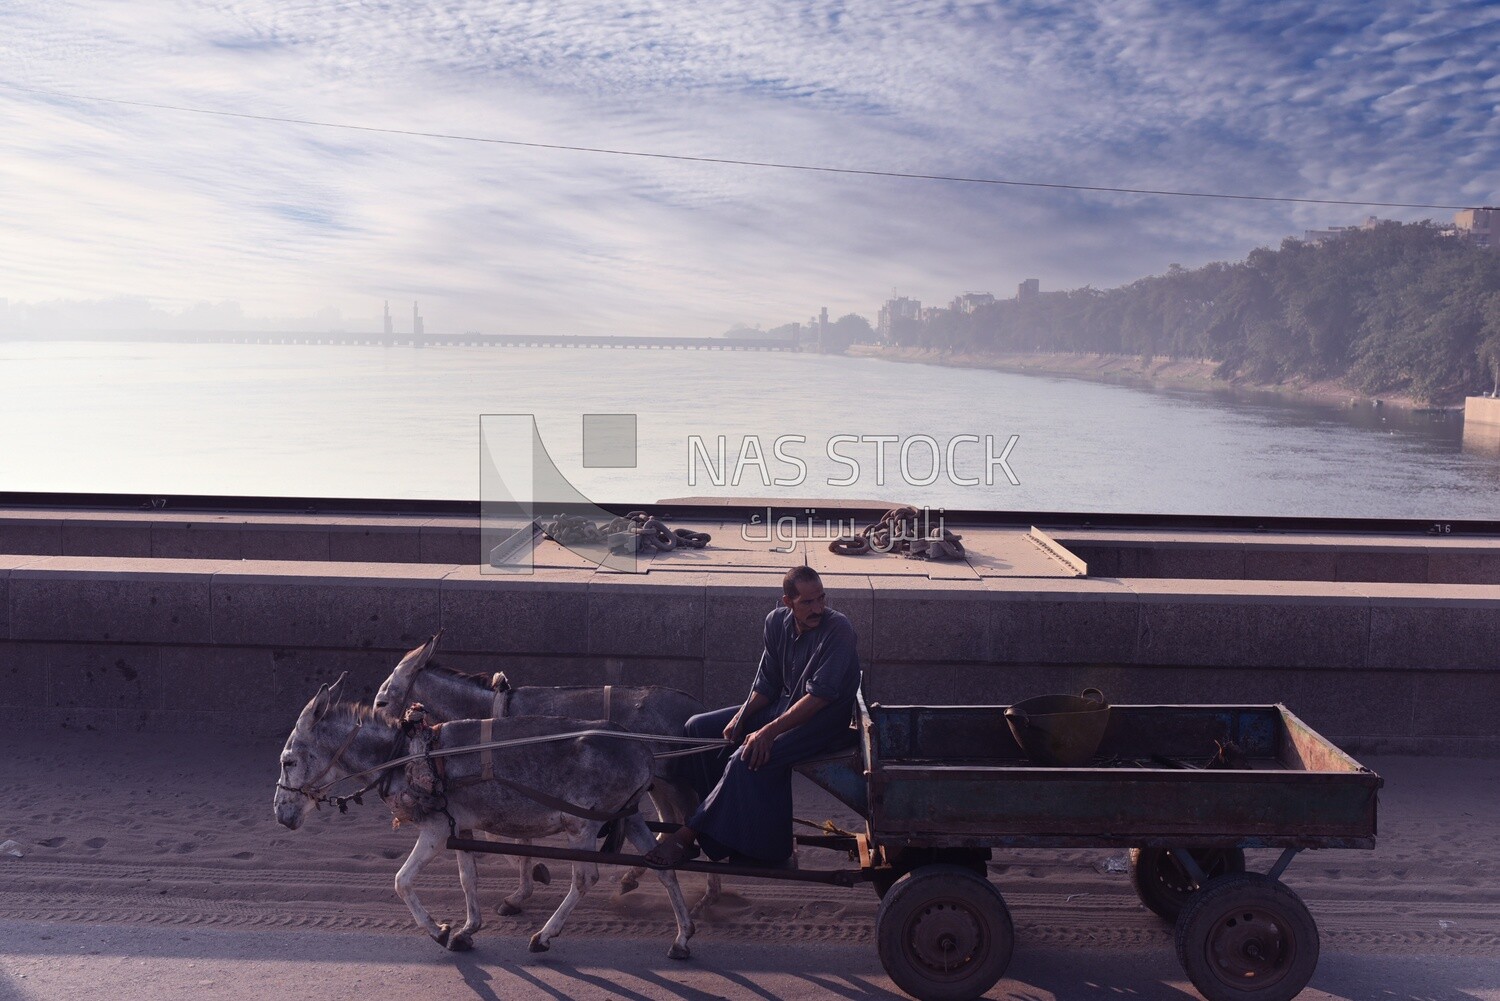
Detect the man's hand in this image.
<box><xmin>724</xmin><ymin>691</ymin><xmax>772</xmax><ymax>746</ymax></box>
<box><xmin>741</xmin><ymin>726</ymin><xmax>776</xmax><ymax>770</ymax></box>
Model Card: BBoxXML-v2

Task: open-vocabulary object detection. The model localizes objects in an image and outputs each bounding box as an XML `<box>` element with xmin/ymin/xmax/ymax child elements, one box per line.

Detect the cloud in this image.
<box><xmin>1</xmin><ymin>0</ymin><xmax>1496</xmax><ymax>335</ymax></box>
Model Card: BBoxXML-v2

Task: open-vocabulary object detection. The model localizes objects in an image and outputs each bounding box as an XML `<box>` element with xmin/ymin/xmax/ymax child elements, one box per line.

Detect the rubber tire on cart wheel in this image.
<box><xmin>1131</xmin><ymin>845</ymin><xmax>1247</xmax><ymax>922</ymax></box>
<box><xmin>876</xmin><ymin>864</ymin><xmax>1013</xmax><ymax>1001</ymax></box>
<box><xmin>873</xmin><ymin>848</ymin><xmax>989</xmax><ymax>899</ymax></box>
<box><xmin>1174</xmin><ymin>872</ymin><xmax>1320</xmax><ymax>1001</ymax></box>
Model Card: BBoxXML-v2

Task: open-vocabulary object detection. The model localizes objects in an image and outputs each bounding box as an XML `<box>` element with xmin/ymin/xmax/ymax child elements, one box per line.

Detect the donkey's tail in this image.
<box><xmin>599</xmin><ymin>819</ymin><xmax>624</xmax><ymax>854</ymax></box>
<box><xmin>600</xmin><ymin>778</ymin><xmax>654</xmax><ymax>854</ymax></box>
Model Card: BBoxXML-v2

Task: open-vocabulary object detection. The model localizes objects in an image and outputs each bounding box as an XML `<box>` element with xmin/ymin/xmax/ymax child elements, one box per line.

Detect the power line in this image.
<box><xmin>9</xmin><ymin>85</ymin><xmax>1476</xmax><ymax>211</ymax></box>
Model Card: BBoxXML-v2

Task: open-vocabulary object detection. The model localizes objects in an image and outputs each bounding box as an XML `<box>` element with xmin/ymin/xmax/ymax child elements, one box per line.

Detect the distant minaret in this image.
<box><xmin>412</xmin><ymin>301</ymin><xmax>424</xmax><ymax>337</ymax></box>
<box><xmin>383</xmin><ymin>301</ymin><xmax>393</xmax><ymax>336</ymax></box>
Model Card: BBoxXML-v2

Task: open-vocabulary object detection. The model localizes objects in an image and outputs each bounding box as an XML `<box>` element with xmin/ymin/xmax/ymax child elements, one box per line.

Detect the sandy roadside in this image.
<box><xmin>1</xmin><ymin>728</ymin><xmax>1497</xmax><ymax>1000</ymax></box>
<box><xmin>846</xmin><ymin>346</ymin><xmax>1439</xmax><ymax>411</ymax></box>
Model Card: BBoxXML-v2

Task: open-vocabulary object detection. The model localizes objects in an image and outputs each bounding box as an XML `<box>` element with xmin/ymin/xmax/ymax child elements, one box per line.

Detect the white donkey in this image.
<box><xmin>373</xmin><ymin>634</ymin><xmax>716</xmax><ymax>911</ymax></box>
<box><xmin>273</xmin><ymin>674</ymin><xmax>695</xmax><ymax>958</ymax></box>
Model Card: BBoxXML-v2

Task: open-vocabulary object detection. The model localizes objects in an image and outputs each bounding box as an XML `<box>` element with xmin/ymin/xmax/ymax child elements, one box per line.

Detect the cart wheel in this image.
<box><xmin>872</xmin><ymin>848</ymin><xmax>989</xmax><ymax>899</ymax></box>
<box><xmin>1130</xmin><ymin>845</ymin><xmax>1247</xmax><ymax>922</ymax></box>
<box><xmin>1174</xmin><ymin>872</ymin><xmax>1319</xmax><ymax>1001</ymax></box>
<box><xmin>876</xmin><ymin>864</ymin><xmax>1013</xmax><ymax>1001</ymax></box>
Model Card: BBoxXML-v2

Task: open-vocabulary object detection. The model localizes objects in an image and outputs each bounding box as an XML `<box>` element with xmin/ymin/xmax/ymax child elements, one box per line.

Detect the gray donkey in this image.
<box><xmin>274</xmin><ymin>674</ymin><xmax>695</xmax><ymax>958</ymax></box>
<box><xmin>373</xmin><ymin>634</ymin><xmax>712</xmax><ymax>911</ymax></box>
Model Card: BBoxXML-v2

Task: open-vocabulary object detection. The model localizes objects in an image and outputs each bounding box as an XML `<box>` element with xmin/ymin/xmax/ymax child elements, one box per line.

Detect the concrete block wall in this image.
<box><xmin>3</xmin><ymin>554</ymin><xmax>1499</xmax><ymax>755</ymax></box>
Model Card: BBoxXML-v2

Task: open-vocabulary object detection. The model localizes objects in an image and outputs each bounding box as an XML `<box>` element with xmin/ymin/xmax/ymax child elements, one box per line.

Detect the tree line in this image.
<box><xmin>854</xmin><ymin>222</ymin><xmax>1500</xmax><ymax>405</ymax></box>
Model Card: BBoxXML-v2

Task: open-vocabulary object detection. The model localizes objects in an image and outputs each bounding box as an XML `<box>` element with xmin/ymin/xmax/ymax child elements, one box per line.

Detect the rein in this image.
<box><xmin>361</xmin><ymin>664</ymin><xmax>728</xmax><ymax>823</ymax></box>
<box><xmin>286</xmin><ymin>728</ymin><xmax>731</xmax><ymax>820</ymax></box>
<box><xmin>315</xmin><ymin>729</ymin><xmax>731</xmax><ymax>795</ymax></box>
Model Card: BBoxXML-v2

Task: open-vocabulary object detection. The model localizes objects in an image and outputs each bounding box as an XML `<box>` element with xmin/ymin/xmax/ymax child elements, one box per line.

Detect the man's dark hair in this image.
<box><xmin>783</xmin><ymin>565</ymin><xmax>822</xmax><ymax>600</ymax></box>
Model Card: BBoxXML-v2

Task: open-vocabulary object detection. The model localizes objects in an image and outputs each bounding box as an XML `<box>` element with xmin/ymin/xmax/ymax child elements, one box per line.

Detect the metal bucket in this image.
<box><xmin>1004</xmin><ymin>688</ymin><xmax>1110</xmax><ymax>767</ymax></box>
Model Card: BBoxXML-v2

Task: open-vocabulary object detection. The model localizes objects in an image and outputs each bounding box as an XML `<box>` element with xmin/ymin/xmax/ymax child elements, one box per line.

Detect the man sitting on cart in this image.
<box><xmin>646</xmin><ymin>565</ymin><xmax>861</xmax><ymax>868</ymax></box>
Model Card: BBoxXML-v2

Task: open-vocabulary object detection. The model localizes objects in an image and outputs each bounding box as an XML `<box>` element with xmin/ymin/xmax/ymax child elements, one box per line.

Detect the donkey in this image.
<box><xmin>373</xmin><ymin>634</ymin><xmax>714</xmax><ymax>911</ymax></box>
<box><xmin>273</xmin><ymin>674</ymin><xmax>695</xmax><ymax>959</ymax></box>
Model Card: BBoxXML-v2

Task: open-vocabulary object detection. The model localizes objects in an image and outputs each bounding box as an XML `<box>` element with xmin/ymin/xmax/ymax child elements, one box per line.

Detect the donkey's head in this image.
<box><xmin>372</xmin><ymin>632</ymin><xmax>443</xmax><ymax>713</ymax></box>
<box><xmin>273</xmin><ymin>672</ymin><xmax>349</xmax><ymax>830</ymax></box>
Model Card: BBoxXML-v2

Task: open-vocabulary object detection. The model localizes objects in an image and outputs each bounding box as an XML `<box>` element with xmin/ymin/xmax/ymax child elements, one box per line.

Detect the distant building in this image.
<box><xmin>1302</xmin><ymin>215</ymin><xmax>1393</xmax><ymax>245</ymax></box>
<box><xmin>1017</xmin><ymin>278</ymin><xmax>1040</xmax><ymax>301</ymax></box>
<box><xmin>877</xmin><ymin>296</ymin><xmax>922</xmax><ymax>343</ymax></box>
<box><xmin>412</xmin><ymin>301</ymin><xmax>424</xmax><ymax>336</ymax></box>
<box><xmin>1454</xmin><ymin>207</ymin><xmax>1499</xmax><ymax>249</ymax></box>
<box><xmin>949</xmin><ymin>291</ymin><xmax>995</xmax><ymax>315</ymax></box>
<box><xmin>383</xmin><ymin>301</ymin><xmax>394</xmax><ymax>336</ymax></box>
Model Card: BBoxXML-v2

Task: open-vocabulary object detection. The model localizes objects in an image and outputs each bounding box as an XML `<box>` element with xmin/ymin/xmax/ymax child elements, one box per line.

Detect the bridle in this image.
<box><xmin>276</xmin><ymin>717</ymin><xmax>387</xmax><ymax>812</ymax></box>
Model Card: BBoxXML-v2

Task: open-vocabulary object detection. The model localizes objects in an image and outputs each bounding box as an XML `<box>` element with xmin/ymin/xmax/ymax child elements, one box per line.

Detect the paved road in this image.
<box><xmin>3</xmin><ymin>920</ymin><xmax>1499</xmax><ymax>1001</ymax></box>
<box><xmin>3</xmin><ymin>727</ymin><xmax>1498</xmax><ymax>1001</ymax></box>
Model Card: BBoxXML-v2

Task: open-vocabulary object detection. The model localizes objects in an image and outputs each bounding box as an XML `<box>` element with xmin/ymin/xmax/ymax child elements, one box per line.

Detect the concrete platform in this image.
<box><xmin>0</xmin><ymin>509</ymin><xmax>1084</xmax><ymax>579</ymax></box>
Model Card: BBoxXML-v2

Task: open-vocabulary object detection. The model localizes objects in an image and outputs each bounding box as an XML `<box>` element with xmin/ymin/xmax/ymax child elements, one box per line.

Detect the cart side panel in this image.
<box><xmin>872</xmin><ymin>704</ymin><xmax>1355</xmax><ymax>768</ymax></box>
<box><xmin>796</xmin><ymin>748</ymin><xmax>868</xmax><ymax>817</ymax></box>
<box><xmin>1096</xmin><ymin>706</ymin><xmax>1283</xmax><ymax>761</ymax></box>
<box><xmin>1277</xmin><ymin>704</ymin><xmax>1378</xmax><ymax>775</ymax></box>
<box><xmin>873</xmin><ymin>704</ymin><xmax>1024</xmax><ymax>762</ymax></box>
<box><xmin>872</xmin><ymin>767</ymin><xmax>1379</xmax><ymax>846</ymax></box>
<box><xmin>865</xmin><ymin>702</ymin><xmax>1380</xmax><ymax>849</ymax></box>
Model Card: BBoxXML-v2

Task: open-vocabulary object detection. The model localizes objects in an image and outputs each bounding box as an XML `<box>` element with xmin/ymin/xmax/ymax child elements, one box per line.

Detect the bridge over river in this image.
<box><xmin>42</xmin><ymin>330</ymin><xmax>804</xmax><ymax>351</ymax></box>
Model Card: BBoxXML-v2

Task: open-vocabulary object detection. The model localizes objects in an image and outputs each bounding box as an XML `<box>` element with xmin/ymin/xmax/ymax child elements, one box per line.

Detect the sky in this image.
<box><xmin>1</xmin><ymin>0</ymin><xmax>1498</xmax><ymax>338</ymax></box>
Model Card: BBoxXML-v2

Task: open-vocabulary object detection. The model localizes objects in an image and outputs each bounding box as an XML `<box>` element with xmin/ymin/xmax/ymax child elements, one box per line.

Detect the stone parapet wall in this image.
<box><xmin>1056</xmin><ymin>530</ymin><xmax>1500</xmax><ymax>583</ymax></box>
<box><xmin>3</xmin><ymin>555</ymin><xmax>1497</xmax><ymax>755</ymax></box>
<box><xmin>0</xmin><ymin>511</ymin><xmax>481</xmax><ymax>564</ymax></box>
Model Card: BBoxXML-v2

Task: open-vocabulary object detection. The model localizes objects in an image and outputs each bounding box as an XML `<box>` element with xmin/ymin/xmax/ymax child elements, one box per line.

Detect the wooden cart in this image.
<box><xmin>454</xmin><ymin>693</ymin><xmax>1381</xmax><ymax>1001</ymax></box>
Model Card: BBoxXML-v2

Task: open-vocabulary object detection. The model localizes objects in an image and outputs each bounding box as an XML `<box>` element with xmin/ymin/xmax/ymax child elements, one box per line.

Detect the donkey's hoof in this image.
<box><xmin>618</xmin><ymin>873</ymin><xmax>640</xmax><ymax>895</ymax></box>
<box><xmin>447</xmin><ymin>932</ymin><xmax>474</xmax><ymax>953</ymax></box>
<box><xmin>527</xmin><ymin>933</ymin><xmax>550</xmax><ymax>953</ymax></box>
<box><xmin>432</xmin><ymin>924</ymin><xmax>453</xmax><ymax>948</ymax></box>
<box><xmin>668</xmin><ymin>942</ymin><xmax>691</xmax><ymax>961</ymax></box>
<box><xmin>497</xmin><ymin>900</ymin><xmax>523</xmax><ymax>916</ymax></box>
<box><xmin>532</xmin><ymin>863</ymin><xmax>552</xmax><ymax>886</ymax></box>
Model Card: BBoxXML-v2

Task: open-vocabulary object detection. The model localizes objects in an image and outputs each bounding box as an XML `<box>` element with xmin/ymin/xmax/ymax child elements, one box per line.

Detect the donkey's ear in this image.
<box><xmin>307</xmin><ymin>673</ymin><xmax>348</xmax><ymax>723</ymax></box>
<box><xmin>304</xmin><ymin>681</ymin><xmax>333</xmax><ymax>724</ymax></box>
<box><xmin>395</xmin><ymin>632</ymin><xmax>441</xmax><ymax>674</ymax></box>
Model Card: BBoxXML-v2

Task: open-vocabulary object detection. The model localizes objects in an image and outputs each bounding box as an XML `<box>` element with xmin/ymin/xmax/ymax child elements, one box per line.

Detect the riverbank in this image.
<box><xmin>848</xmin><ymin>345</ymin><xmax>1436</xmax><ymax>410</ymax></box>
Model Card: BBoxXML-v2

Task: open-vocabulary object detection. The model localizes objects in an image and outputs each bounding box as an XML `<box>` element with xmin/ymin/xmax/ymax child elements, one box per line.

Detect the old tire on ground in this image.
<box><xmin>876</xmin><ymin>864</ymin><xmax>1013</xmax><ymax>1001</ymax></box>
<box><xmin>1174</xmin><ymin>872</ymin><xmax>1320</xmax><ymax>1001</ymax></box>
<box><xmin>1130</xmin><ymin>845</ymin><xmax>1247</xmax><ymax>922</ymax></box>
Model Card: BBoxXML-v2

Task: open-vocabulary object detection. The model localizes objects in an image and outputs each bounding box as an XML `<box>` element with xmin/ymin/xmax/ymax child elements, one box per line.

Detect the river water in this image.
<box><xmin>2</xmin><ymin>340</ymin><xmax>1497</xmax><ymax>520</ymax></box>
